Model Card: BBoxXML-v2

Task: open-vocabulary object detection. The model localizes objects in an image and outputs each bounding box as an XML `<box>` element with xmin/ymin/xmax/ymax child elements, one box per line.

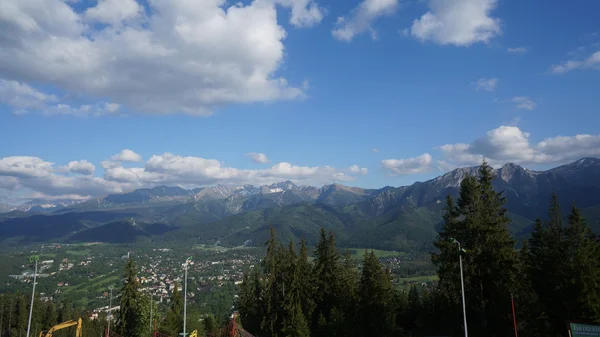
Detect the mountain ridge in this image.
<box><xmin>1</xmin><ymin>158</ymin><xmax>599</xmax><ymax>250</ymax></box>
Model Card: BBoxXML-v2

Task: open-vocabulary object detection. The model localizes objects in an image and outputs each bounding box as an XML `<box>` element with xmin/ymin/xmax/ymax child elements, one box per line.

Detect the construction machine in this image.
<box><xmin>39</xmin><ymin>318</ymin><xmax>82</xmax><ymax>337</ymax></box>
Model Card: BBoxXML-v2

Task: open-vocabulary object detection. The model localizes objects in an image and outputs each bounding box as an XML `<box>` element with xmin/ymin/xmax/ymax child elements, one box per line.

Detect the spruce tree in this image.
<box><xmin>433</xmin><ymin>161</ymin><xmax>519</xmax><ymax>337</ymax></box>
<box><xmin>356</xmin><ymin>251</ymin><xmax>395</xmax><ymax>337</ymax></box>
<box><xmin>564</xmin><ymin>204</ymin><xmax>600</xmax><ymax>321</ymax></box>
<box><xmin>261</xmin><ymin>228</ymin><xmax>285</xmax><ymax>337</ymax></box>
<box><xmin>311</xmin><ymin>229</ymin><xmax>341</xmax><ymax>337</ymax></box>
<box><xmin>297</xmin><ymin>239</ymin><xmax>315</xmax><ymax>323</ymax></box>
<box><xmin>117</xmin><ymin>257</ymin><xmax>145</xmax><ymax>337</ymax></box>
<box><xmin>162</xmin><ymin>285</ymin><xmax>183</xmax><ymax>336</ymax></box>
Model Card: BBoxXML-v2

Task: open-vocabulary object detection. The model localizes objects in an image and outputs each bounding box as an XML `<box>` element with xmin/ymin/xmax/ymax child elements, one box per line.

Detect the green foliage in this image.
<box><xmin>117</xmin><ymin>257</ymin><xmax>147</xmax><ymax>337</ymax></box>
<box><xmin>161</xmin><ymin>285</ymin><xmax>183</xmax><ymax>336</ymax></box>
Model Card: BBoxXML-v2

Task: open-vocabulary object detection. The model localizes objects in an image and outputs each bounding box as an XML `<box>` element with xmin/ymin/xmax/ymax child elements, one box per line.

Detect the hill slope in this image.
<box><xmin>1</xmin><ymin>158</ymin><xmax>599</xmax><ymax>250</ymax></box>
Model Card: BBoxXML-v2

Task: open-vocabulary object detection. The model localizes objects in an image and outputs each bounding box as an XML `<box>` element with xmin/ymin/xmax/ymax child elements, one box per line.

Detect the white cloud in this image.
<box><xmin>551</xmin><ymin>51</ymin><xmax>600</xmax><ymax>73</ymax></box>
<box><xmin>382</xmin><ymin>153</ymin><xmax>433</xmax><ymax>175</ymax></box>
<box><xmin>508</xmin><ymin>47</ymin><xmax>527</xmax><ymax>54</ymax></box>
<box><xmin>85</xmin><ymin>0</ymin><xmax>143</xmax><ymax>25</ymax></box>
<box><xmin>136</xmin><ymin>153</ymin><xmax>360</xmax><ymax>186</ymax></box>
<box><xmin>0</xmin><ymin>152</ymin><xmax>367</xmax><ymax>203</ymax></box>
<box><xmin>332</xmin><ymin>0</ymin><xmax>398</xmax><ymax>41</ymax></box>
<box><xmin>439</xmin><ymin>126</ymin><xmax>600</xmax><ymax>167</ymax></box>
<box><xmin>349</xmin><ymin>165</ymin><xmax>368</xmax><ymax>175</ymax></box>
<box><xmin>372</xmin><ymin>148</ymin><xmax>380</xmax><ymax>153</ymax></box>
<box><xmin>62</xmin><ymin>160</ymin><xmax>96</xmax><ymax>175</ymax></box>
<box><xmin>473</xmin><ymin>78</ymin><xmax>498</xmax><ymax>92</ymax></box>
<box><xmin>410</xmin><ymin>0</ymin><xmax>501</xmax><ymax>46</ymax></box>
<box><xmin>246</xmin><ymin>152</ymin><xmax>270</xmax><ymax>164</ymax></box>
<box><xmin>0</xmin><ymin>79</ymin><xmax>57</xmax><ymax>113</ymax></box>
<box><xmin>1</xmin><ymin>79</ymin><xmax>120</xmax><ymax>116</ymax></box>
<box><xmin>277</xmin><ymin>0</ymin><xmax>325</xmax><ymax>27</ymax></box>
<box><xmin>0</xmin><ymin>0</ymin><xmax>321</xmax><ymax>116</ymax></box>
<box><xmin>110</xmin><ymin>149</ymin><xmax>143</xmax><ymax>163</ymax></box>
<box><xmin>0</xmin><ymin>156</ymin><xmax>127</xmax><ymax>198</ymax></box>
<box><xmin>510</xmin><ymin>96</ymin><xmax>536</xmax><ymax>110</ymax></box>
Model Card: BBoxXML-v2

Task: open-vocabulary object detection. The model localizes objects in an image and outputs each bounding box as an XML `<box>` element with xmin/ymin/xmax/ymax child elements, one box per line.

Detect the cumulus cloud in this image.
<box><xmin>382</xmin><ymin>154</ymin><xmax>433</xmax><ymax>175</ymax></box>
<box><xmin>439</xmin><ymin>126</ymin><xmax>600</xmax><ymax>168</ymax></box>
<box><xmin>110</xmin><ymin>149</ymin><xmax>143</xmax><ymax>163</ymax></box>
<box><xmin>61</xmin><ymin>160</ymin><xmax>96</xmax><ymax>175</ymax></box>
<box><xmin>0</xmin><ymin>0</ymin><xmax>321</xmax><ymax>116</ymax></box>
<box><xmin>0</xmin><ymin>156</ymin><xmax>127</xmax><ymax>199</ymax></box>
<box><xmin>0</xmin><ymin>79</ymin><xmax>120</xmax><ymax>116</ymax></box>
<box><xmin>245</xmin><ymin>152</ymin><xmax>270</xmax><ymax>164</ymax></box>
<box><xmin>277</xmin><ymin>0</ymin><xmax>325</xmax><ymax>27</ymax></box>
<box><xmin>0</xmin><ymin>152</ymin><xmax>368</xmax><ymax>203</ymax></box>
<box><xmin>551</xmin><ymin>51</ymin><xmax>600</xmax><ymax>73</ymax></box>
<box><xmin>508</xmin><ymin>47</ymin><xmax>528</xmax><ymax>54</ymax></box>
<box><xmin>349</xmin><ymin>165</ymin><xmax>368</xmax><ymax>175</ymax></box>
<box><xmin>332</xmin><ymin>0</ymin><xmax>398</xmax><ymax>41</ymax></box>
<box><xmin>84</xmin><ymin>0</ymin><xmax>143</xmax><ymax>25</ymax></box>
<box><xmin>510</xmin><ymin>96</ymin><xmax>537</xmax><ymax>110</ymax></box>
<box><xmin>372</xmin><ymin>148</ymin><xmax>380</xmax><ymax>153</ymax></box>
<box><xmin>410</xmin><ymin>0</ymin><xmax>501</xmax><ymax>46</ymax></box>
<box><xmin>473</xmin><ymin>78</ymin><xmax>498</xmax><ymax>92</ymax></box>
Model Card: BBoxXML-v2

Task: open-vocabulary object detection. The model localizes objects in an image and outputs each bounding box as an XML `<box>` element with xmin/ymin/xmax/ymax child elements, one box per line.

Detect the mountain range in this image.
<box><xmin>1</xmin><ymin>158</ymin><xmax>599</xmax><ymax>250</ymax></box>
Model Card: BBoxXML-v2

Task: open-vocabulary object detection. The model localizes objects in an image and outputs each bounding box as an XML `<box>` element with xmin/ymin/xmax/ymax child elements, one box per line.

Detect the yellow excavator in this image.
<box><xmin>39</xmin><ymin>318</ymin><xmax>82</xmax><ymax>337</ymax></box>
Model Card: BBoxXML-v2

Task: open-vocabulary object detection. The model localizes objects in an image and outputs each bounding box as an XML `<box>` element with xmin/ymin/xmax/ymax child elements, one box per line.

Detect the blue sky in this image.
<box><xmin>0</xmin><ymin>0</ymin><xmax>599</xmax><ymax>204</ymax></box>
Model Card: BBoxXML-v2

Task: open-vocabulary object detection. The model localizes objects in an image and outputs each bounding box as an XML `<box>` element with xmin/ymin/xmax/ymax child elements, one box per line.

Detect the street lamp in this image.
<box><xmin>450</xmin><ymin>238</ymin><xmax>468</xmax><ymax>337</ymax></box>
<box><xmin>181</xmin><ymin>257</ymin><xmax>193</xmax><ymax>337</ymax></box>
<box><xmin>107</xmin><ymin>286</ymin><xmax>114</xmax><ymax>337</ymax></box>
<box><xmin>26</xmin><ymin>255</ymin><xmax>39</xmax><ymax>337</ymax></box>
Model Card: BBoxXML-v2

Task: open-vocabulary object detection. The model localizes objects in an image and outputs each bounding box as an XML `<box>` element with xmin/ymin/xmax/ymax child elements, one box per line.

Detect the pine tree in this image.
<box><xmin>433</xmin><ymin>161</ymin><xmax>520</xmax><ymax>337</ymax></box>
<box><xmin>564</xmin><ymin>204</ymin><xmax>600</xmax><ymax>321</ymax></box>
<box><xmin>297</xmin><ymin>239</ymin><xmax>315</xmax><ymax>323</ymax></box>
<box><xmin>356</xmin><ymin>251</ymin><xmax>395</xmax><ymax>337</ymax></box>
<box><xmin>311</xmin><ymin>230</ymin><xmax>341</xmax><ymax>337</ymax></box>
<box><xmin>237</xmin><ymin>269</ymin><xmax>263</xmax><ymax>335</ymax></box>
<box><xmin>117</xmin><ymin>257</ymin><xmax>145</xmax><ymax>337</ymax></box>
<box><xmin>13</xmin><ymin>296</ymin><xmax>26</xmax><ymax>337</ymax></box>
<box><xmin>161</xmin><ymin>285</ymin><xmax>183</xmax><ymax>336</ymax></box>
<box><xmin>203</xmin><ymin>315</ymin><xmax>217</xmax><ymax>336</ymax></box>
<box><xmin>41</xmin><ymin>302</ymin><xmax>58</xmax><ymax>329</ymax></box>
<box><xmin>516</xmin><ymin>240</ymin><xmax>548</xmax><ymax>336</ymax></box>
<box><xmin>261</xmin><ymin>227</ymin><xmax>286</xmax><ymax>337</ymax></box>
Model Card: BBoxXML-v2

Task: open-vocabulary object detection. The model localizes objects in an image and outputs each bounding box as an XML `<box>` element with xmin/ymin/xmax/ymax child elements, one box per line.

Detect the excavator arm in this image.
<box><xmin>39</xmin><ymin>318</ymin><xmax>82</xmax><ymax>337</ymax></box>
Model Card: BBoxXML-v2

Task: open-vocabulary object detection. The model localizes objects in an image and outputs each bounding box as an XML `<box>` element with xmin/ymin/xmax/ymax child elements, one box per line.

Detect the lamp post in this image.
<box><xmin>26</xmin><ymin>255</ymin><xmax>39</xmax><ymax>337</ymax></box>
<box><xmin>149</xmin><ymin>294</ymin><xmax>153</xmax><ymax>332</ymax></box>
<box><xmin>181</xmin><ymin>257</ymin><xmax>192</xmax><ymax>337</ymax></box>
<box><xmin>450</xmin><ymin>238</ymin><xmax>468</xmax><ymax>337</ymax></box>
<box><xmin>107</xmin><ymin>286</ymin><xmax>114</xmax><ymax>337</ymax></box>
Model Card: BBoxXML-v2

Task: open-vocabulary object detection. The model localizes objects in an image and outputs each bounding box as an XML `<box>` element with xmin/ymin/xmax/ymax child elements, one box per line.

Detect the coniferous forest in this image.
<box><xmin>0</xmin><ymin>162</ymin><xmax>599</xmax><ymax>337</ymax></box>
<box><xmin>237</xmin><ymin>162</ymin><xmax>600</xmax><ymax>337</ymax></box>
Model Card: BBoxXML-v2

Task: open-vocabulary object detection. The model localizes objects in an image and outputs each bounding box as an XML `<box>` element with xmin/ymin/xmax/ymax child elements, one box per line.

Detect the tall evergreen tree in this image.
<box><xmin>356</xmin><ymin>251</ymin><xmax>395</xmax><ymax>337</ymax></box>
<box><xmin>162</xmin><ymin>284</ymin><xmax>183</xmax><ymax>336</ymax></box>
<box><xmin>528</xmin><ymin>194</ymin><xmax>571</xmax><ymax>336</ymax></box>
<box><xmin>311</xmin><ymin>230</ymin><xmax>342</xmax><ymax>337</ymax></box>
<box><xmin>564</xmin><ymin>204</ymin><xmax>600</xmax><ymax>321</ymax></box>
<box><xmin>117</xmin><ymin>257</ymin><xmax>146</xmax><ymax>337</ymax></box>
<box><xmin>297</xmin><ymin>239</ymin><xmax>315</xmax><ymax>323</ymax></box>
<box><xmin>433</xmin><ymin>161</ymin><xmax>519</xmax><ymax>337</ymax></box>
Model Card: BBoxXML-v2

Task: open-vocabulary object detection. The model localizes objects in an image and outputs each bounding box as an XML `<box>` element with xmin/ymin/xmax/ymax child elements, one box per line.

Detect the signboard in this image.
<box><xmin>569</xmin><ymin>323</ymin><xmax>600</xmax><ymax>337</ymax></box>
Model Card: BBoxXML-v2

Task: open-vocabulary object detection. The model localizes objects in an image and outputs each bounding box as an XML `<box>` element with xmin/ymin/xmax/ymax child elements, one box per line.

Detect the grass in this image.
<box><xmin>64</xmin><ymin>274</ymin><xmax>119</xmax><ymax>294</ymax></box>
<box><xmin>65</xmin><ymin>249</ymin><xmax>91</xmax><ymax>256</ymax></box>
<box><xmin>347</xmin><ymin>248</ymin><xmax>407</xmax><ymax>260</ymax></box>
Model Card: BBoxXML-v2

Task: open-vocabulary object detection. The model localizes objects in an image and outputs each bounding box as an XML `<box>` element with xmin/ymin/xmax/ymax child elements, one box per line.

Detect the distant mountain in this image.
<box><xmin>14</xmin><ymin>199</ymin><xmax>81</xmax><ymax>213</ymax></box>
<box><xmin>0</xmin><ymin>204</ymin><xmax>15</xmax><ymax>213</ymax></box>
<box><xmin>1</xmin><ymin>158</ymin><xmax>599</xmax><ymax>250</ymax></box>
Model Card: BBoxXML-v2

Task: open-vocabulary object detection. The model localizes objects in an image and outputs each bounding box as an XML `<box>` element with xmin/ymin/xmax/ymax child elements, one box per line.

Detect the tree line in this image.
<box><xmin>237</xmin><ymin>162</ymin><xmax>600</xmax><ymax>337</ymax></box>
